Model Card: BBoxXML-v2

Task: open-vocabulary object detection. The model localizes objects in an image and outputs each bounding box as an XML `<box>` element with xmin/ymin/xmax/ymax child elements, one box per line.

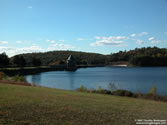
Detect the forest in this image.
<box><xmin>0</xmin><ymin>47</ymin><xmax>167</xmax><ymax>67</ymax></box>
<box><xmin>110</xmin><ymin>47</ymin><xmax>167</xmax><ymax>66</ymax></box>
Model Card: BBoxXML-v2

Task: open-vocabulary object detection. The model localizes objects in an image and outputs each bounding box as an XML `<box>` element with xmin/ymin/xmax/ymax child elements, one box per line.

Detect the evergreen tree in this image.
<box><xmin>0</xmin><ymin>52</ymin><xmax>10</xmax><ymax>67</ymax></box>
<box><xmin>12</xmin><ymin>55</ymin><xmax>26</xmax><ymax>67</ymax></box>
<box><xmin>32</xmin><ymin>57</ymin><xmax>41</xmax><ymax>66</ymax></box>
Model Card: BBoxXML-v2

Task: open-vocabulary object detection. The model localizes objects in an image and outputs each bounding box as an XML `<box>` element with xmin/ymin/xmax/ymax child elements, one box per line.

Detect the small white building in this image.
<box><xmin>66</xmin><ymin>55</ymin><xmax>76</xmax><ymax>70</ymax></box>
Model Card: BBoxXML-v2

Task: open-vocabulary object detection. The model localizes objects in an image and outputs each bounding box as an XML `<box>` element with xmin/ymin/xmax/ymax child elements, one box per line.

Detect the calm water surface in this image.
<box><xmin>26</xmin><ymin>67</ymin><xmax>167</xmax><ymax>95</ymax></box>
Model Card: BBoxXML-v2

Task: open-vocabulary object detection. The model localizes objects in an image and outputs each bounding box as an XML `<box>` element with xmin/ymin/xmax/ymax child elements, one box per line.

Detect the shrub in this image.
<box><xmin>0</xmin><ymin>72</ymin><xmax>8</xmax><ymax>80</ymax></box>
<box><xmin>145</xmin><ymin>86</ymin><xmax>158</xmax><ymax>100</ymax></box>
<box><xmin>124</xmin><ymin>91</ymin><xmax>134</xmax><ymax>97</ymax></box>
<box><xmin>77</xmin><ymin>85</ymin><xmax>87</xmax><ymax>92</ymax></box>
<box><xmin>112</xmin><ymin>90</ymin><xmax>134</xmax><ymax>97</ymax></box>
<box><xmin>11</xmin><ymin>75</ymin><xmax>27</xmax><ymax>82</ymax></box>
<box><xmin>97</xmin><ymin>86</ymin><xmax>102</xmax><ymax>93</ymax></box>
<box><xmin>149</xmin><ymin>86</ymin><xmax>157</xmax><ymax>95</ymax></box>
<box><xmin>76</xmin><ymin>86</ymin><xmax>167</xmax><ymax>102</ymax></box>
<box><xmin>108</xmin><ymin>83</ymin><xmax>118</xmax><ymax>92</ymax></box>
<box><xmin>87</xmin><ymin>89</ymin><xmax>96</xmax><ymax>93</ymax></box>
<box><xmin>98</xmin><ymin>89</ymin><xmax>111</xmax><ymax>94</ymax></box>
<box><xmin>96</xmin><ymin>86</ymin><xmax>112</xmax><ymax>94</ymax></box>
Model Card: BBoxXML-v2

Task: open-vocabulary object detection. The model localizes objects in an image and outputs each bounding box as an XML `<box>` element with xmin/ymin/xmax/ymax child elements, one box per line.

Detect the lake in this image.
<box><xmin>26</xmin><ymin>67</ymin><xmax>167</xmax><ymax>95</ymax></box>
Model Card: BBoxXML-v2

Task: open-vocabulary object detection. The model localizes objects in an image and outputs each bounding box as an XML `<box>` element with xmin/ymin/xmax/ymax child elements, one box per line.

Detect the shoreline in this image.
<box><xmin>0</xmin><ymin>81</ymin><xmax>167</xmax><ymax>102</ymax></box>
<box><xmin>111</xmin><ymin>64</ymin><xmax>128</xmax><ymax>67</ymax></box>
<box><xmin>0</xmin><ymin>65</ymin><xmax>105</xmax><ymax>76</ymax></box>
<box><xmin>1</xmin><ymin>64</ymin><xmax>167</xmax><ymax>76</ymax></box>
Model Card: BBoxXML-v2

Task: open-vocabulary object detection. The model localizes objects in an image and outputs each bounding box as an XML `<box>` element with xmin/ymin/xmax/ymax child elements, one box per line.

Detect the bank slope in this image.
<box><xmin>0</xmin><ymin>84</ymin><xmax>167</xmax><ymax>125</ymax></box>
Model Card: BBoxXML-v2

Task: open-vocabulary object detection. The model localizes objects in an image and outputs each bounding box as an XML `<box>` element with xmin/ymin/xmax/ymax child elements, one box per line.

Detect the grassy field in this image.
<box><xmin>0</xmin><ymin>83</ymin><xmax>167</xmax><ymax>125</ymax></box>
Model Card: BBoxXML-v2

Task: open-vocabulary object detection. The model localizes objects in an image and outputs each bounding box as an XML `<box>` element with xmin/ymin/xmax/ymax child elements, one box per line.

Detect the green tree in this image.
<box><xmin>0</xmin><ymin>52</ymin><xmax>10</xmax><ymax>67</ymax></box>
<box><xmin>32</xmin><ymin>57</ymin><xmax>41</xmax><ymax>66</ymax></box>
<box><xmin>12</xmin><ymin>55</ymin><xmax>26</xmax><ymax>67</ymax></box>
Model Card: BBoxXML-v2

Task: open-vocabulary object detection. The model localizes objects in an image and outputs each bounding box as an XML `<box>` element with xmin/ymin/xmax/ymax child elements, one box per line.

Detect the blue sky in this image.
<box><xmin>0</xmin><ymin>0</ymin><xmax>167</xmax><ymax>56</ymax></box>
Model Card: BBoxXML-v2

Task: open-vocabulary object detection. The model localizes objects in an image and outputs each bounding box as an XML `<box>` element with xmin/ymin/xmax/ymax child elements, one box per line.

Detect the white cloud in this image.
<box><xmin>90</xmin><ymin>40</ymin><xmax>125</xmax><ymax>46</ymax></box>
<box><xmin>0</xmin><ymin>46</ymin><xmax>43</xmax><ymax>57</ymax></box>
<box><xmin>0</xmin><ymin>42</ymin><xmax>77</xmax><ymax>57</ymax></box>
<box><xmin>50</xmin><ymin>40</ymin><xmax>56</xmax><ymax>44</ymax></box>
<box><xmin>130</xmin><ymin>32</ymin><xmax>148</xmax><ymax>37</ymax></box>
<box><xmin>99</xmin><ymin>36</ymin><xmax>129</xmax><ymax>41</ymax></box>
<box><xmin>59</xmin><ymin>40</ymin><xmax>65</xmax><ymax>42</ymax></box>
<box><xmin>77</xmin><ymin>38</ymin><xmax>92</xmax><ymax>41</ymax></box>
<box><xmin>0</xmin><ymin>41</ymin><xmax>8</xmax><ymax>44</ymax></box>
<box><xmin>19</xmin><ymin>46</ymin><xmax>42</xmax><ymax>52</ymax></box>
<box><xmin>46</xmin><ymin>39</ymin><xmax>76</xmax><ymax>50</ymax></box>
<box><xmin>91</xmin><ymin>36</ymin><xmax>128</xmax><ymax>46</ymax></box>
<box><xmin>27</xmin><ymin>6</ymin><xmax>32</xmax><ymax>9</ymax></box>
<box><xmin>130</xmin><ymin>34</ymin><xmax>137</xmax><ymax>37</ymax></box>
<box><xmin>47</xmin><ymin>40</ymin><xmax>57</xmax><ymax>43</ymax></box>
<box><xmin>0</xmin><ymin>47</ymin><xmax>15</xmax><ymax>57</ymax></box>
<box><xmin>77</xmin><ymin>38</ymin><xmax>85</xmax><ymax>41</ymax></box>
<box><xmin>148</xmin><ymin>37</ymin><xmax>155</xmax><ymax>41</ymax></box>
<box><xmin>48</xmin><ymin>43</ymin><xmax>75</xmax><ymax>51</ymax></box>
<box><xmin>138</xmin><ymin>32</ymin><xmax>148</xmax><ymax>36</ymax></box>
<box><xmin>16</xmin><ymin>41</ymin><xmax>23</xmax><ymax>44</ymax></box>
<box><xmin>136</xmin><ymin>39</ymin><xmax>145</xmax><ymax>44</ymax></box>
<box><xmin>0</xmin><ymin>47</ymin><xmax>14</xmax><ymax>51</ymax></box>
<box><xmin>94</xmin><ymin>36</ymin><xmax>101</xmax><ymax>40</ymax></box>
<box><xmin>151</xmin><ymin>40</ymin><xmax>161</xmax><ymax>44</ymax></box>
<box><xmin>47</xmin><ymin>39</ymin><xmax>65</xmax><ymax>43</ymax></box>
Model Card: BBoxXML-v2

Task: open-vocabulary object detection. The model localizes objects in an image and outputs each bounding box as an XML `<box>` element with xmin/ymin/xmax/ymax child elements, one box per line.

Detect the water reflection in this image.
<box><xmin>66</xmin><ymin>71</ymin><xmax>75</xmax><ymax>90</ymax></box>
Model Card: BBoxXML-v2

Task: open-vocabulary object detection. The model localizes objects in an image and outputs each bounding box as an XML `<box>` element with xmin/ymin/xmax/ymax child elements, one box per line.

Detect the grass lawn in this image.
<box><xmin>0</xmin><ymin>83</ymin><xmax>167</xmax><ymax>125</ymax></box>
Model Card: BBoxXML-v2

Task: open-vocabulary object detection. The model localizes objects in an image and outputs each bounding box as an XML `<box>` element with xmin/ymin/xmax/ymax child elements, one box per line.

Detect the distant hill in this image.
<box><xmin>8</xmin><ymin>47</ymin><xmax>167</xmax><ymax>67</ymax></box>
<box><xmin>13</xmin><ymin>51</ymin><xmax>109</xmax><ymax>66</ymax></box>
<box><xmin>110</xmin><ymin>47</ymin><xmax>167</xmax><ymax>66</ymax></box>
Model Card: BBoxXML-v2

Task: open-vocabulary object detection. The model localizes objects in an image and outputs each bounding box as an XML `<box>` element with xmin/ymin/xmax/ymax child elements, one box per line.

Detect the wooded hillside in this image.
<box><xmin>18</xmin><ymin>51</ymin><xmax>108</xmax><ymax>66</ymax></box>
<box><xmin>110</xmin><ymin>47</ymin><xmax>167</xmax><ymax>66</ymax></box>
<box><xmin>1</xmin><ymin>47</ymin><xmax>167</xmax><ymax>67</ymax></box>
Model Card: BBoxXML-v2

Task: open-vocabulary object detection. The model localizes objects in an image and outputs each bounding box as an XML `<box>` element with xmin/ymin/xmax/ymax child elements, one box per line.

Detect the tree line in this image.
<box><xmin>0</xmin><ymin>47</ymin><xmax>167</xmax><ymax>67</ymax></box>
<box><xmin>19</xmin><ymin>51</ymin><xmax>108</xmax><ymax>66</ymax></box>
<box><xmin>0</xmin><ymin>53</ymin><xmax>41</xmax><ymax>67</ymax></box>
<box><xmin>110</xmin><ymin>47</ymin><xmax>167</xmax><ymax>66</ymax></box>
<box><xmin>0</xmin><ymin>51</ymin><xmax>108</xmax><ymax>67</ymax></box>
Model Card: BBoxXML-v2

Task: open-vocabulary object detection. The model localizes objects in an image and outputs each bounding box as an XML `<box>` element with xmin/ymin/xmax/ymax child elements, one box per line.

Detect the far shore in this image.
<box><xmin>111</xmin><ymin>64</ymin><xmax>128</xmax><ymax>67</ymax></box>
<box><xmin>0</xmin><ymin>65</ymin><xmax>105</xmax><ymax>76</ymax></box>
<box><xmin>1</xmin><ymin>63</ymin><xmax>166</xmax><ymax>76</ymax></box>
